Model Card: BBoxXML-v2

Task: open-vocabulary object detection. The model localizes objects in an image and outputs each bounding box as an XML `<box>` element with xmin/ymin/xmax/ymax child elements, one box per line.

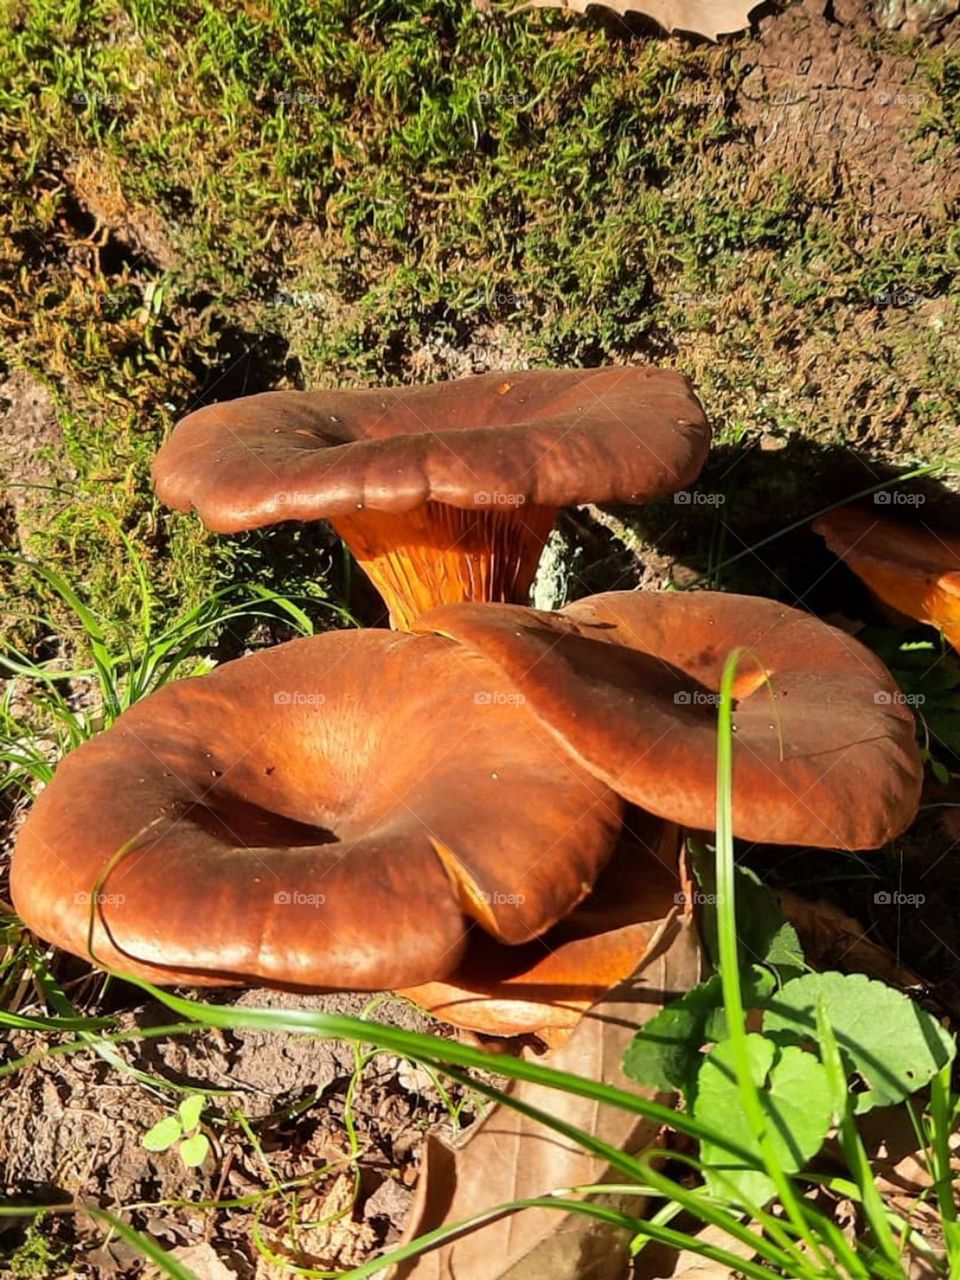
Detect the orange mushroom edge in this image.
<box><xmin>813</xmin><ymin>504</ymin><xmax>960</xmax><ymax>650</ymax></box>
<box><xmin>414</xmin><ymin>589</ymin><xmax>924</xmax><ymax>850</ymax></box>
<box><xmin>400</xmin><ymin>809</ymin><xmax>683</xmax><ymax>1048</ymax></box>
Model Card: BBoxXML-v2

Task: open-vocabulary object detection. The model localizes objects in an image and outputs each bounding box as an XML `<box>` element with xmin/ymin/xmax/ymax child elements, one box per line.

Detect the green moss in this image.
<box><xmin>0</xmin><ymin>0</ymin><xmax>957</xmax><ymax>650</ymax></box>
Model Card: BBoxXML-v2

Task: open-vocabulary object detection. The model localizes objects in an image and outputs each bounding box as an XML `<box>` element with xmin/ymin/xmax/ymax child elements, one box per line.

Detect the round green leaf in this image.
<box><xmin>142</xmin><ymin>1115</ymin><xmax>182</xmax><ymax>1152</ymax></box>
<box><xmin>763</xmin><ymin>972</ymin><xmax>956</xmax><ymax>1114</ymax></box>
<box><xmin>693</xmin><ymin>1033</ymin><xmax>833</xmax><ymax>1207</ymax></box>
<box><xmin>178</xmin><ymin>1132</ymin><xmax>210</xmax><ymax>1168</ymax></box>
<box><xmin>178</xmin><ymin>1093</ymin><xmax>205</xmax><ymax>1134</ymax></box>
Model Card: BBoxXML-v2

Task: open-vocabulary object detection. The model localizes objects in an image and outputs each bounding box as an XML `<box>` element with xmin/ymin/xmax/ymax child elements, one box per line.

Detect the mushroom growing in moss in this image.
<box><xmin>814</xmin><ymin>504</ymin><xmax>960</xmax><ymax>649</ymax></box>
<box><xmin>152</xmin><ymin>368</ymin><xmax>709</xmax><ymax>629</ymax></box>
<box><xmin>11</xmin><ymin>630</ymin><xmax>623</xmax><ymax>988</ymax></box>
<box><xmin>414</xmin><ymin>589</ymin><xmax>923</xmax><ymax>849</ymax></box>
<box><xmin>400</xmin><ymin>810</ymin><xmax>681</xmax><ymax>1046</ymax></box>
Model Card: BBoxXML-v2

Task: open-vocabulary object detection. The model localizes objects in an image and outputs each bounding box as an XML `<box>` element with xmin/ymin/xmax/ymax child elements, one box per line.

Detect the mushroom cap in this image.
<box><xmin>152</xmin><ymin>368</ymin><xmax>710</xmax><ymax>532</ymax></box>
<box><xmin>414</xmin><ymin>591</ymin><xmax>923</xmax><ymax>849</ymax></box>
<box><xmin>11</xmin><ymin>631</ymin><xmax>623</xmax><ymax>989</ymax></box>
<box><xmin>813</xmin><ymin>505</ymin><xmax>960</xmax><ymax>647</ymax></box>
<box><xmin>400</xmin><ymin>811</ymin><xmax>681</xmax><ymax>1044</ymax></box>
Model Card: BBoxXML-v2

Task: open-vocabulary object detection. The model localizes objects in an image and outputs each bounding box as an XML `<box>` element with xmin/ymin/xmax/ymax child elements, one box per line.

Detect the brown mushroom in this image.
<box><xmin>10</xmin><ymin>630</ymin><xmax>623</xmax><ymax>989</ymax></box>
<box><xmin>813</xmin><ymin>505</ymin><xmax>960</xmax><ymax>649</ymax></box>
<box><xmin>414</xmin><ymin>590</ymin><xmax>923</xmax><ymax>849</ymax></box>
<box><xmin>152</xmin><ymin>368</ymin><xmax>709</xmax><ymax>629</ymax></box>
<box><xmin>400</xmin><ymin>810</ymin><xmax>682</xmax><ymax>1046</ymax></box>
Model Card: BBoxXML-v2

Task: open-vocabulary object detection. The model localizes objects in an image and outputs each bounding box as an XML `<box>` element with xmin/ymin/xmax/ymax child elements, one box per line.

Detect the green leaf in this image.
<box><xmin>693</xmin><ymin>1034</ymin><xmax>833</xmax><ymax>1207</ymax></box>
<box><xmin>693</xmin><ymin>858</ymin><xmax>804</xmax><ymax>979</ymax></box>
<box><xmin>623</xmin><ymin>968</ymin><xmax>775</xmax><ymax>1096</ymax></box>
<box><xmin>142</xmin><ymin>1115</ymin><xmax>182</xmax><ymax>1152</ymax></box>
<box><xmin>178</xmin><ymin>1093</ymin><xmax>204</xmax><ymax>1133</ymax></box>
<box><xmin>178</xmin><ymin>1132</ymin><xmax>210</xmax><ymax>1168</ymax></box>
<box><xmin>763</xmin><ymin>972</ymin><xmax>956</xmax><ymax>1114</ymax></box>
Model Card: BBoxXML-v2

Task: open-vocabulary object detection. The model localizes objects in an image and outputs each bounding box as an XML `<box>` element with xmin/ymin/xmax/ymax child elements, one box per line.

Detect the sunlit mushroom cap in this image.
<box><xmin>401</xmin><ymin>811</ymin><xmax>681</xmax><ymax>1045</ymax></box>
<box><xmin>152</xmin><ymin>368</ymin><xmax>709</xmax><ymax>531</ymax></box>
<box><xmin>814</xmin><ymin>505</ymin><xmax>960</xmax><ymax>648</ymax></box>
<box><xmin>415</xmin><ymin>591</ymin><xmax>923</xmax><ymax>849</ymax></box>
<box><xmin>10</xmin><ymin>631</ymin><xmax>623</xmax><ymax>989</ymax></box>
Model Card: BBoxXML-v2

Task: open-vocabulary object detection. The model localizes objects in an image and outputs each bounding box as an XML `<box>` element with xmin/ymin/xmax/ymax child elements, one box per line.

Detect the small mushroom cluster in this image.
<box><xmin>11</xmin><ymin>370</ymin><xmax>925</xmax><ymax>1044</ymax></box>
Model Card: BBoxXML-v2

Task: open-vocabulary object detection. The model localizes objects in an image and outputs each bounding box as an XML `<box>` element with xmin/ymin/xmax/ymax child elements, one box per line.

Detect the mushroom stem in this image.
<box><xmin>330</xmin><ymin>501</ymin><xmax>559</xmax><ymax>630</ymax></box>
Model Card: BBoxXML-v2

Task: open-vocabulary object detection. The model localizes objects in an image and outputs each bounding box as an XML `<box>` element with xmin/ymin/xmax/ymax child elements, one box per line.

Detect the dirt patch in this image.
<box><xmin>0</xmin><ymin>989</ymin><xmax>487</xmax><ymax>1276</ymax></box>
<box><xmin>69</xmin><ymin>155</ymin><xmax>179</xmax><ymax>275</ymax></box>
<box><xmin>738</xmin><ymin>0</ymin><xmax>958</xmax><ymax>225</ymax></box>
<box><xmin>0</xmin><ymin>370</ymin><xmax>73</xmax><ymax>549</ymax></box>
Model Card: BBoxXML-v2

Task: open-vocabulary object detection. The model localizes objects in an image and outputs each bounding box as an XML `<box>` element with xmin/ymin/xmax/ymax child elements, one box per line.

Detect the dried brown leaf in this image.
<box><xmin>778</xmin><ymin>890</ymin><xmax>924</xmax><ymax>991</ymax></box>
<box><xmin>509</xmin><ymin>0</ymin><xmax>760</xmax><ymax>40</ymax></box>
<box><xmin>397</xmin><ymin>914</ymin><xmax>702</xmax><ymax>1279</ymax></box>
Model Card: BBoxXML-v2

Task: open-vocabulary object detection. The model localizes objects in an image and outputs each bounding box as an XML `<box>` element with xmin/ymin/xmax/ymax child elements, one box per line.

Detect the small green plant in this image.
<box><xmin>0</xmin><ymin>547</ymin><xmax>344</xmax><ymax>803</ymax></box>
<box><xmin>3</xmin><ymin>1219</ymin><xmax>68</xmax><ymax>1279</ymax></box>
<box><xmin>862</xmin><ymin>630</ymin><xmax>960</xmax><ymax>780</ymax></box>
<box><xmin>142</xmin><ymin>1094</ymin><xmax>210</xmax><ymax>1169</ymax></box>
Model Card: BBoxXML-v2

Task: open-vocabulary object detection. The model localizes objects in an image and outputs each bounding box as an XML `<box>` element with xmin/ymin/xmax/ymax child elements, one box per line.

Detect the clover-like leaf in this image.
<box><xmin>623</xmin><ymin>966</ymin><xmax>775</xmax><ymax>1096</ymax></box>
<box><xmin>142</xmin><ymin>1115</ymin><xmax>182</xmax><ymax>1153</ymax></box>
<box><xmin>763</xmin><ymin>971</ymin><xmax>955</xmax><ymax>1114</ymax></box>
<box><xmin>695</xmin><ymin>859</ymin><xmax>804</xmax><ymax>979</ymax></box>
<box><xmin>179</xmin><ymin>1132</ymin><xmax>210</xmax><ymax>1168</ymax></box>
<box><xmin>693</xmin><ymin>1034</ymin><xmax>833</xmax><ymax>1207</ymax></box>
<box><xmin>178</xmin><ymin>1093</ymin><xmax>205</xmax><ymax>1134</ymax></box>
